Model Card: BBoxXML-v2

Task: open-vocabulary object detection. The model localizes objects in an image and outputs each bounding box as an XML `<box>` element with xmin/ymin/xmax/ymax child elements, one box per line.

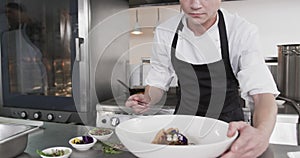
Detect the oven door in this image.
<box><xmin>0</xmin><ymin>0</ymin><xmax>90</xmax><ymax>123</ymax></box>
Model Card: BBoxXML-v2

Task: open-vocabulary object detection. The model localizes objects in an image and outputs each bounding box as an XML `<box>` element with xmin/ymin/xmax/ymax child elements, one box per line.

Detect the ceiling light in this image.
<box><xmin>131</xmin><ymin>9</ymin><xmax>143</xmax><ymax>35</ymax></box>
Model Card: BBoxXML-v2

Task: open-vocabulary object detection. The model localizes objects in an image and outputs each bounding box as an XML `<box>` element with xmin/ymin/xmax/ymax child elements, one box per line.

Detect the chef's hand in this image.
<box><xmin>221</xmin><ymin>121</ymin><xmax>269</xmax><ymax>158</ymax></box>
<box><xmin>125</xmin><ymin>94</ymin><xmax>150</xmax><ymax>114</ymax></box>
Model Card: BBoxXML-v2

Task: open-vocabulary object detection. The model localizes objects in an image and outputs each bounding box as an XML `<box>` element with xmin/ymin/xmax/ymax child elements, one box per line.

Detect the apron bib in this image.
<box><xmin>171</xmin><ymin>10</ymin><xmax>244</xmax><ymax>123</ymax></box>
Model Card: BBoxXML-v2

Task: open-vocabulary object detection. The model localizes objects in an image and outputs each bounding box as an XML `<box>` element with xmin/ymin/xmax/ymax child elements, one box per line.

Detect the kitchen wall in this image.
<box><xmin>221</xmin><ymin>0</ymin><xmax>300</xmax><ymax>56</ymax></box>
<box><xmin>129</xmin><ymin>0</ymin><xmax>300</xmax><ymax>63</ymax></box>
<box><xmin>128</xmin><ymin>6</ymin><xmax>180</xmax><ymax>86</ymax></box>
<box><xmin>129</xmin><ymin>5</ymin><xmax>180</xmax><ymax>65</ymax></box>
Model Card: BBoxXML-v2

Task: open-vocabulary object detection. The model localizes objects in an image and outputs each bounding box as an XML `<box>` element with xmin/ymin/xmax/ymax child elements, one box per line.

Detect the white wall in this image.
<box><xmin>129</xmin><ymin>6</ymin><xmax>180</xmax><ymax>65</ymax></box>
<box><xmin>128</xmin><ymin>6</ymin><xmax>180</xmax><ymax>86</ymax></box>
<box><xmin>221</xmin><ymin>0</ymin><xmax>300</xmax><ymax>57</ymax></box>
<box><xmin>128</xmin><ymin>0</ymin><xmax>300</xmax><ymax>86</ymax></box>
<box><xmin>129</xmin><ymin>0</ymin><xmax>300</xmax><ymax>60</ymax></box>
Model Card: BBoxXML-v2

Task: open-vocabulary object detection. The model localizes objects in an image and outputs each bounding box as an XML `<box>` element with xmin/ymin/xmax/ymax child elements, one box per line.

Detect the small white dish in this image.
<box><xmin>287</xmin><ymin>151</ymin><xmax>300</xmax><ymax>158</ymax></box>
<box><xmin>88</xmin><ymin>128</ymin><xmax>113</xmax><ymax>141</ymax></box>
<box><xmin>276</xmin><ymin>100</ymin><xmax>286</xmax><ymax>108</ymax></box>
<box><xmin>276</xmin><ymin>99</ymin><xmax>286</xmax><ymax>105</ymax></box>
<box><xmin>38</xmin><ymin>147</ymin><xmax>72</xmax><ymax>158</ymax></box>
<box><xmin>68</xmin><ymin>136</ymin><xmax>97</xmax><ymax>151</ymax></box>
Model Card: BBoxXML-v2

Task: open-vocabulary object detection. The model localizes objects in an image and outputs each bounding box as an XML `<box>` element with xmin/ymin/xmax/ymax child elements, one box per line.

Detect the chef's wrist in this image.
<box><xmin>256</xmin><ymin>125</ymin><xmax>272</xmax><ymax>138</ymax></box>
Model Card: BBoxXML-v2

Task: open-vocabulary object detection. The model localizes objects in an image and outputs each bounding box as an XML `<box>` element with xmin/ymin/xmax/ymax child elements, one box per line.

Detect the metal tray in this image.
<box><xmin>0</xmin><ymin>117</ymin><xmax>42</xmax><ymax>158</ymax></box>
<box><xmin>0</xmin><ymin>123</ymin><xmax>39</xmax><ymax>143</ymax></box>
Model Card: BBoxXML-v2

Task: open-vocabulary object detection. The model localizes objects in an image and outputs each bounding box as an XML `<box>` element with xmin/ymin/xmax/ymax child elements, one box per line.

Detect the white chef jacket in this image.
<box><xmin>145</xmin><ymin>8</ymin><xmax>279</xmax><ymax>103</ymax></box>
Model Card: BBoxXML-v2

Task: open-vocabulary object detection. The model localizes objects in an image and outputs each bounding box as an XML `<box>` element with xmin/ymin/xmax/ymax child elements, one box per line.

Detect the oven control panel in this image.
<box><xmin>10</xmin><ymin>108</ymin><xmax>72</xmax><ymax>123</ymax></box>
<box><xmin>96</xmin><ymin>103</ymin><xmax>175</xmax><ymax>128</ymax></box>
<box><xmin>96</xmin><ymin>113</ymin><xmax>137</xmax><ymax>128</ymax></box>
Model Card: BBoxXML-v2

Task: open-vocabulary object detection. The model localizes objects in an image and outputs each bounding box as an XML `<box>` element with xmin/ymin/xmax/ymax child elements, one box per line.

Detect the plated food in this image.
<box><xmin>152</xmin><ymin>128</ymin><xmax>188</xmax><ymax>145</ymax></box>
<box><xmin>71</xmin><ymin>136</ymin><xmax>94</xmax><ymax>144</ymax></box>
<box><xmin>101</xmin><ymin>142</ymin><xmax>126</xmax><ymax>154</ymax></box>
<box><xmin>88</xmin><ymin>128</ymin><xmax>113</xmax><ymax>141</ymax></box>
<box><xmin>69</xmin><ymin>136</ymin><xmax>96</xmax><ymax>151</ymax></box>
<box><xmin>116</xmin><ymin>115</ymin><xmax>238</xmax><ymax>158</ymax></box>
<box><xmin>36</xmin><ymin>147</ymin><xmax>72</xmax><ymax>158</ymax></box>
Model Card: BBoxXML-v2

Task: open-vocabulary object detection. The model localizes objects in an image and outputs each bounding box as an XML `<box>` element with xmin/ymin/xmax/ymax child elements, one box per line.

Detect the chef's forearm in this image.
<box><xmin>144</xmin><ymin>85</ymin><xmax>165</xmax><ymax>105</ymax></box>
<box><xmin>252</xmin><ymin>93</ymin><xmax>278</xmax><ymax>137</ymax></box>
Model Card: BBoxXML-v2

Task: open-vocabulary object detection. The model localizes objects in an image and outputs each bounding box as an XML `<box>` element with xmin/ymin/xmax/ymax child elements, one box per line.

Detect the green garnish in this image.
<box><xmin>101</xmin><ymin>142</ymin><xmax>124</xmax><ymax>154</ymax></box>
<box><xmin>36</xmin><ymin>149</ymin><xmax>69</xmax><ymax>157</ymax></box>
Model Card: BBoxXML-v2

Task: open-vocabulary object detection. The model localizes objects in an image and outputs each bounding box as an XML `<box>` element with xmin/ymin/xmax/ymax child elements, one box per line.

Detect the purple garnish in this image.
<box><xmin>82</xmin><ymin>136</ymin><xmax>94</xmax><ymax>144</ymax></box>
<box><xmin>167</xmin><ymin>130</ymin><xmax>188</xmax><ymax>145</ymax></box>
<box><xmin>177</xmin><ymin>133</ymin><xmax>188</xmax><ymax>145</ymax></box>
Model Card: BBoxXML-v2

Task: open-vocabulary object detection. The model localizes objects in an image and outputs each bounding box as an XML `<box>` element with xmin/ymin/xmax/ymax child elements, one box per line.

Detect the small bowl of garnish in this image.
<box><xmin>88</xmin><ymin>128</ymin><xmax>113</xmax><ymax>141</ymax></box>
<box><xmin>36</xmin><ymin>147</ymin><xmax>72</xmax><ymax>158</ymax></box>
<box><xmin>68</xmin><ymin>136</ymin><xmax>96</xmax><ymax>151</ymax></box>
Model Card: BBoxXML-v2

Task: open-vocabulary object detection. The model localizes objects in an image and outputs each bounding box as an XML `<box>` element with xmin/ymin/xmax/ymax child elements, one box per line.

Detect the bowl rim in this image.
<box><xmin>40</xmin><ymin>146</ymin><xmax>72</xmax><ymax>158</ymax></box>
<box><xmin>116</xmin><ymin>115</ymin><xmax>239</xmax><ymax>148</ymax></box>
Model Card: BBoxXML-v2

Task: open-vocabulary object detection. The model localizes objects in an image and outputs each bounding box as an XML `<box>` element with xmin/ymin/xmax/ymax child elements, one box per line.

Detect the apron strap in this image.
<box><xmin>171</xmin><ymin>18</ymin><xmax>184</xmax><ymax>51</ymax></box>
<box><xmin>217</xmin><ymin>10</ymin><xmax>239</xmax><ymax>85</ymax></box>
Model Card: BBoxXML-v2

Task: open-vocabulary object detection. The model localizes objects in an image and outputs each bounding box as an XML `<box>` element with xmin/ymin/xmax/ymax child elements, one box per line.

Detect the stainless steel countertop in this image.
<box><xmin>17</xmin><ymin>122</ymin><xmax>135</xmax><ymax>158</ymax></box>
<box><xmin>15</xmin><ymin>122</ymin><xmax>300</xmax><ymax>158</ymax></box>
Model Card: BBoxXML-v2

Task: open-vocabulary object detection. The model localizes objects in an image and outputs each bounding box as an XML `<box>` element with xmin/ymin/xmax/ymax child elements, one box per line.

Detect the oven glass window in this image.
<box><xmin>1</xmin><ymin>0</ymin><xmax>78</xmax><ymax>111</ymax></box>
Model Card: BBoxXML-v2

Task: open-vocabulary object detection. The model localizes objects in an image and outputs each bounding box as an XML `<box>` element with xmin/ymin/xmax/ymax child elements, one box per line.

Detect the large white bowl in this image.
<box><xmin>116</xmin><ymin>115</ymin><xmax>238</xmax><ymax>158</ymax></box>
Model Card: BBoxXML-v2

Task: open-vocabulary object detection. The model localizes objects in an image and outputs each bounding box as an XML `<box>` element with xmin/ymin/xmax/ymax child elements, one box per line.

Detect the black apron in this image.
<box><xmin>171</xmin><ymin>10</ymin><xmax>244</xmax><ymax>123</ymax></box>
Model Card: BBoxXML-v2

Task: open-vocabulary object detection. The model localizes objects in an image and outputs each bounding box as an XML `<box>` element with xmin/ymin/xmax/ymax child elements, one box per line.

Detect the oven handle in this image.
<box><xmin>75</xmin><ymin>37</ymin><xmax>84</xmax><ymax>62</ymax></box>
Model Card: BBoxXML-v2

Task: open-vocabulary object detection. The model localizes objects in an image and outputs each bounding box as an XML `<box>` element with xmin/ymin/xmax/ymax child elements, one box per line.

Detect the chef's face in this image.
<box><xmin>5</xmin><ymin>7</ymin><xmax>21</xmax><ymax>27</ymax></box>
<box><xmin>180</xmin><ymin>0</ymin><xmax>221</xmax><ymax>28</ymax></box>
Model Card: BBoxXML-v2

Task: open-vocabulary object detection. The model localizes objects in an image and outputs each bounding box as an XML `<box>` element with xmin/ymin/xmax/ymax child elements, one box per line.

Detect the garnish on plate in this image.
<box><xmin>152</xmin><ymin>128</ymin><xmax>188</xmax><ymax>145</ymax></box>
<box><xmin>100</xmin><ymin>142</ymin><xmax>126</xmax><ymax>154</ymax></box>
<box><xmin>89</xmin><ymin>128</ymin><xmax>113</xmax><ymax>136</ymax></box>
<box><xmin>71</xmin><ymin>135</ymin><xmax>94</xmax><ymax>144</ymax></box>
<box><xmin>36</xmin><ymin>149</ymin><xmax>70</xmax><ymax>157</ymax></box>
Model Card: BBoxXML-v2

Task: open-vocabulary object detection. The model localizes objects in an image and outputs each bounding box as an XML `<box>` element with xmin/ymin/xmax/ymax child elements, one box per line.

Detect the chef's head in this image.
<box><xmin>179</xmin><ymin>0</ymin><xmax>221</xmax><ymax>29</ymax></box>
<box><xmin>5</xmin><ymin>2</ymin><xmax>27</xmax><ymax>29</ymax></box>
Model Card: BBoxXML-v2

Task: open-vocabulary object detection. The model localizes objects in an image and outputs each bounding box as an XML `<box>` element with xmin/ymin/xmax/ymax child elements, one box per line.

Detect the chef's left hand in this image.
<box><xmin>221</xmin><ymin>121</ymin><xmax>269</xmax><ymax>158</ymax></box>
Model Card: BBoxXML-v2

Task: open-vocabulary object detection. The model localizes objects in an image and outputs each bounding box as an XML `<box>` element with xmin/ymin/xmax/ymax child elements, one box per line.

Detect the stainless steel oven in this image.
<box><xmin>0</xmin><ymin>0</ymin><xmax>131</xmax><ymax>125</ymax></box>
<box><xmin>96</xmin><ymin>94</ymin><xmax>177</xmax><ymax>128</ymax></box>
<box><xmin>0</xmin><ymin>0</ymin><xmax>90</xmax><ymax>124</ymax></box>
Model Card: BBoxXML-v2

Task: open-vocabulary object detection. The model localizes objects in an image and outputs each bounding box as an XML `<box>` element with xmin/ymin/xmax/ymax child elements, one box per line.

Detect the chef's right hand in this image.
<box><xmin>125</xmin><ymin>94</ymin><xmax>150</xmax><ymax>114</ymax></box>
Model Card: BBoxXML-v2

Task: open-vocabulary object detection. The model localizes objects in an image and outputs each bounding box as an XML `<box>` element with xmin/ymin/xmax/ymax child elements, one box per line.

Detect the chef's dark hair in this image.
<box><xmin>6</xmin><ymin>2</ymin><xmax>26</xmax><ymax>12</ymax></box>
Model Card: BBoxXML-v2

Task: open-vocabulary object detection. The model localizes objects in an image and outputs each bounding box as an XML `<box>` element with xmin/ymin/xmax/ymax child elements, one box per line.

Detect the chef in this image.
<box><xmin>3</xmin><ymin>2</ymin><xmax>47</xmax><ymax>94</ymax></box>
<box><xmin>126</xmin><ymin>0</ymin><xmax>279</xmax><ymax>157</ymax></box>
